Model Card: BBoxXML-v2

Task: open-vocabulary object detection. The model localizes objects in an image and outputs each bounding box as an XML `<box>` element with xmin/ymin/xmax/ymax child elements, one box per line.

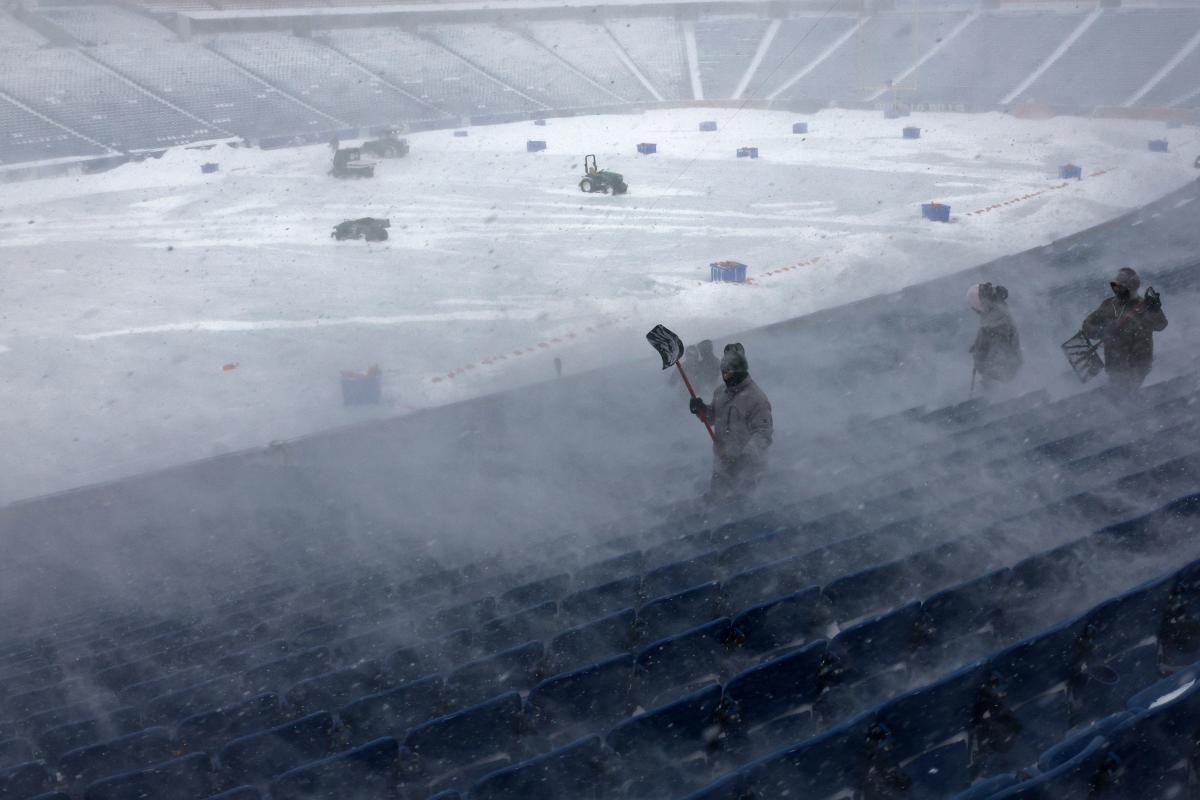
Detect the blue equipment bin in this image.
<box><xmin>341</xmin><ymin>367</ymin><xmax>381</xmax><ymax>406</ymax></box>
<box><xmin>792</xmin><ymin>122</ymin><xmax>808</xmax><ymax>134</ymax></box>
<box><xmin>699</xmin><ymin>121</ymin><xmax>717</xmax><ymax>132</ymax></box>
<box><xmin>903</xmin><ymin>127</ymin><xmax>921</xmax><ymax>139</ymax></box>
<box><xmin>736</xmin><ymin>147</ymin><xmax>759</xmax><ymax>159</ymax></box>
<box><xmin>201</xmin><ymin>163</ymin><xmax>219</xmax><ymax>174</ymax></box>
<box><xmin>453</xmin><ymin>130</ymin><xmax>469</xmax><ymax>137</ymax></box>
<box><xmin>527</xmin><ymin>140</ymin><xmax>547</xmax><ymax>153</ymax></box>
<box><xmin>534</xmin><ymin>119</ymin><xmax>547</xmax><ymax>126</ymax></box>
<box><xmin>637</xmin><ymin>143</ymin><xmax>657</xmax><ymax>155</ymax></box>
<box><xmin>710</xmin><ymin>261</ymin><xmax>748</xmax><ymax>283</ymax></box>
<box><xmin>922</xmin><ymin>203</ymin><xmax>950</xmax><ymax>222</ymax></box>
<box><xmin>1059</xmin><ymin>164</ymin><xmax>1082</xmax><ymax>180</ymax></box>
<box><xmin>1149</xmin><ymin>139</ymin><xmax>1169</xmax><ymax>152</ymax></box>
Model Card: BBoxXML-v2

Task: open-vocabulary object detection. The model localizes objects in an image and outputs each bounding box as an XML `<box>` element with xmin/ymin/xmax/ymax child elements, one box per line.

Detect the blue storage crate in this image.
<box><xmin>1059</xmin><ymin>164</ymin><xmax>1082</xmax><ymax>180</ymax></box>
<box><xmin>453</xmin><ymin>130</ymin><xmax>469</xmax><ymax>138</ymax></box>
<box><xmin>710</xmin><ymin>261</ymin><xmax>748</xmax><ymax>283</ymax></box>
<box><xmin>736</xmin><ymin>147</ymin><xmax>759</xmax><ymax>159</ymax></box>
<box><xmin>341</xmin><ymin>367</ymin><xmax>381</xmax><ymax>406</ymax></box>
<box><xmin>903</xmin><ymin>127</ymin><xmax>921</xmax><ymax>139</ymax></box>
<box><xmin>699</xmin><ymin>121</ymin><xmax>717</xmax><ymax>132</ymax></box>
<box><xmin>921</xmin><ymin>203</ymin><xmax>950</xmax><ymax>222</ymax></box>
<box><xmin>637</xmin><ymin>142</ymin><xmax>657</xmax><ymax>155</ymax></box>
<box><xmin>201</xmin><ymin>163</ymin><xmax>219</xmax><ymax>174</ymax></box>
<box><xmin>792</xmin><ymin>122</ymin><xmax>808</xmax><ymax>134</ymax></box>
<box><xmin>534</xmin><ymin>119</ymin><xmax>547</xmax><ymax>127</ymax></box>
<box><xmin>1149</xmin><ymin>139</ymin><xmax>1169</xmax><ymax>153</ymax></box>
<box><xmin>527</xmin><ymin>140</ymin><xmax>547</xmax><ymax>153</ymax></box>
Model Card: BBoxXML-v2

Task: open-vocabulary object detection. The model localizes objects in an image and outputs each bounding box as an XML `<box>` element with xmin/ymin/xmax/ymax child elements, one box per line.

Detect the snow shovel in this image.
<box><xmin>646</xmin><ymin>324</ymin><xmax>716</xmax><ymax>443</ymax></box>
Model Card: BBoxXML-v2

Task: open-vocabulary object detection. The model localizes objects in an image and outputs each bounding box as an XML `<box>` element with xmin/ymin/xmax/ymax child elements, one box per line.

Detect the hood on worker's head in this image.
<box><xmin>698</xmin><ymin>339</ymin><xmax>715</xmax><ymax>358</ymax></box>
<box><xmin>721</xmin><ymin>343</ymin><xmax>749</xmax><ymax>387</ymax></box>
<box><xmin>968</xmin><ymin>282</ymin><xmax>1008</xmax><ymax>314</ymax></box>
<box><xmin>1111</xmin><ymin>267</ymin><xmax>1140</xmax><ymax>296</ymax></box>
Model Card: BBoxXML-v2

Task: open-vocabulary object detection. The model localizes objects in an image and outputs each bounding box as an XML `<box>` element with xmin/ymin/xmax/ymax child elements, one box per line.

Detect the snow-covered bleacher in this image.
<box><xmin>0</xmin><ymin>48</ymin><xmax>218</xmax><ymax>152</ymax></box>
<box><xmin>1019</xmin><ymin>9</ymin><xmax>1200</xmax><ymax>109</ymax></box>
<box><xmin>424</xmin><ymin>23</ymin><xmax>619</xmax><ymax>111</ymax></box>
<box><xmin>4</xmin><ymin>3</ymin><xmax>1200</xmax><ymax>168</ymax></box>
<box><xmin>740</xmin><ymin>14</ymin><xmax>858</xmax><ymax>100</ymax></box>
<box><xmin>523</xmin><ymin>20</ymin><xmax>655</xmax><ymax>104</ymax></box>
<box><xmin>207</xmin><ymin>33</ymin><xmax>447</xmax><ymax>128</ymax></box>
<box><xmin>773</xmin><ymin>11</ymin><xmax>969</xmax><ymax>106</ymax></box>
<box><xmin>0</xmin><ymin>96</ymin><xmax>106</xmax><ymax>165</ymax></box>
<box><xmin>38</xmin><ymin>4</ymin><xmax>175</xmax><ymax>45</ymax></box>
<box><xmin>904</xmin><ymin>11</ymin><xmax>1085</xmax><ymax>107</ymax></box>
<box><xmin>91</xmin><ymin>42</ymin><xmax>334</xmax><ymax>141</ymax></box>
<box><xmin>693</xmin><ymin>16</ymin><xmax>769</xmax><ymax>100</ymax></box>
<box><xmin>605</xmin><ymin>17</ymin><xmax>691</xmax><ymax>102</ymax></box>
<box><xmin>325</xmin><ymin>27</ymin><xmax>534</xmax><ymax>120</ymax></box>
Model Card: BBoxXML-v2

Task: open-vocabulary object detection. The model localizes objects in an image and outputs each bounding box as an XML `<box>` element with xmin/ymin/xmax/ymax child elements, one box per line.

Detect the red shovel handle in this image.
<box><xmin>676</xmin><ymin>362</ymin><xmax>717</xmax><ymax>443</ymax></box>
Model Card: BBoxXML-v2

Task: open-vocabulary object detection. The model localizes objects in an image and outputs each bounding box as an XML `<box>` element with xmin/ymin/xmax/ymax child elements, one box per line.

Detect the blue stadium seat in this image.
<box><xmin>37</xmin><ymin>719</ymin><xmax>100</xmax><ymax>762</ymax></box>
<box><xmin>385</xmin><ymin>645</ymin><xmax>438</xmax><ymax>685</ymax></box>
<box><xmin>243</xmin><ymin>648</ymin><xmax>333</xmax><ymax>693</ymax></box>
<box><xmin>986</xmin><ymin>736</ymin><xmax>1108</xmax><ymax>799</ymax></box>
<box><xmin>269</xmin><ymin>737</ymin><xmax>401</xmax><ymax>800</ymax></box>
<box><xmin>339</xmin><ymin>675</ymin><xmax>444</xmax><ymax>745</ymax></box>
<box><xmin>499</xmin><ymin>574</ymin><xmax>570</xmax><ymax>612</ymax></box>
<box><xmin>0</xmin><ymin>738</ymin><xmax>34</xmax><ymax>770</ymax></box>
<box><xmin>470</xmin><ymin>734</ymin><xmax>610</xmax><ymax>800</ymax></box>
<box><xmin>827</xmin><ymin>601</ymin><xmax>922</xmax><ymax>682</ymax></box>
<box><xmin>731</xmin><ymin>586</ymin><xmax>829</xmax><ymax>655</ymax></box>
<box><xmin>0</xmin><ymin>760</ymin><xmax>51</xmax><ymax>798</ymax></box>
<box><xmin>25</xmin><ymin>792</ymin><xmax>71</xmax><ymax>800</ymax></box>
<box><xmin>1070</xmin><ymin>643</ymin><xmax>1160</xmax><ymax>725</ymax></box>
<box><xmin>82</xmin><ymin>752</ymin><xmax>214</xmax><ymax>800</ymax></box>
<box><xmin>420</xmin><ymin>596</ymin><xmax>497</xmax><ymax>639</ymax></box>
<box><xmin>145</xmin><ymin>675</ymin><xmax>246</xmax><ymax>725</ymax></box>
<box><xmin>874</xmin><ymin>661</ymin><xmax>986</xmax><ymax>763</ymax></box>
<box><xmin>985</xmin><ymin>616</ymin><xmax>1090</xmax><ymax>709</ymax></box>
<box><xmin>1038</xmin><ymin>711</ymin><xmax>1130</xmax><ymax>772</ymax></box>
<box><xmin>750</xmin><ymin>712</ymin><xmax>874</xmax><ymax>799</ymax></box>
<box><xmin>571</xmin><ymin>551</ymin><xmax>644</xmax><ymax>589</ymax></box>
<box><xmin>121</xmin><ymin>669</ymin><xmax>206</xmax><ymax>706</ymax></box>
<box><xmin>478</xmin><ymin>602</ymin><xmax>559</xmax><ymax>655</ymax></box>
<box><xmin>202</xmin><ymin>788</ymin><xmax>261</xmax><ymax>800</ymax></box>
<box><xmin>175</xmin><ymin>693</ymin><xmax>283</xmax><ymax>755</ymax></box>
<box><xmin>446</xmin><ymin>641</ymin><xmax>543</xmax><ymax>708</ymax></box>
<box><xmin>641</xmin><ymin>553</ymin><xmax>722</xmax><ymax>600</ymax></box>
<box><xmin>637</xmin><ymin>582</ymin><xmax>722</xmax><ymax>644</ymax></box>
<box><xmin>606</xmin><ymin>682</ymin><xmax>722</xmax><ymax>794</ymax></box>
<box><xmin>218</xmin><ymin>711</ymin><xmax>335</xmax><ymax>785</ymax></box>
<box><xmin>915</xmin><ymin>568</ymin><xmax>1012</xmax><ymax>666</ymax></box>
<box><xmin>404</xmin><ymin>692</ymin><xmax>524</xmax><ymax>776</ymax></box>
<box><xmin>527</xmin><ymin>653</ymin><xmax>634</xmax><ymax>735</ymax></box>
<box><xmin>635</xmin><ymin>618</ymin><xmax>731</xmax><ymax>705</ymax></box>
<box><xmin>1078</xmin><ymin>573</ymin><xmax>1173</xmax><ymax>663</ymax></box>
<box><xmin>950</xmin><ymin>773</ymin><xmax>1020</xmax><ymax>800</ymax></box>
<box><xmin>559</xmin><ymin>576</ymin><xmax>642</xmax><ymax>624</ymax></box>
<box><xmin>824</xmin><ymin>558</ymin><xmax>920</xmax><ymax>621</ymax></box>
<box><xmin>285</xmin><ymin>663</ymin><xmax>383</xmax><ymax>715</ymax></box>
<box><xmin>59</xmin><ymin>727</ymin><xmax>174</xmax><ymax>787</ymax></box>
<box><xmin>547</xmin><ymin>608</ymin><xmax>635</xmax><ymax>674</ymax></box>
<box><xmin>722</xmin><ymin>555</ymin><xmax>807</xmax><ymax>613</ymax></box>
<box><xmin>680</xmin><ymin>767</ymin><xmax>755</xmax><ymax>800</ymax></box>
<box><xmin>724</xmin><ymin>639</ymin><xmax>827</xmax><ymax>732</ymax></box>
<box><xmin>19</xmin><ymin>703</ymin><xmax>94</xmax><ymax>737</ymax></box>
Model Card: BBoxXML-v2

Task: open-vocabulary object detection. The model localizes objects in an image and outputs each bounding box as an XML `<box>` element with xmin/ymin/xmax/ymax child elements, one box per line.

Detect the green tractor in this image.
<box><xmin>579</xmin><ymin>154</ymin><xmax>628</xmax><ymax>195</ymax></box>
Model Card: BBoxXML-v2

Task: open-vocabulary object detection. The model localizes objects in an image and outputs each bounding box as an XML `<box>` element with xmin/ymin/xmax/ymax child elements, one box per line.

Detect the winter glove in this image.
<box><xmin>1145</xmin><ymin>287</ymin><xmax>1161</xmax><ymax>309</ymax></box>
<box><xmin>689</xmin><ymin>397</ymin><xmax>706</xmax><ymax>415</ymax></box>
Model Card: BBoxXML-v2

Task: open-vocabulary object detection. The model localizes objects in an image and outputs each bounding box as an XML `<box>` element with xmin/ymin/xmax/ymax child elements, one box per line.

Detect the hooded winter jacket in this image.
<box><xmin>697</xmin><ymin>377</ymin><xmax>773</xmax><ymax>493</ymax></box>
<box><xmin>1081</xmin><ymin>291</ymin><xmax>1167</xmax><ymax>378</ymax></box>
<box><xmin>971</xmin><ymin>304</ymin><xmax>1021</xmax><ymax>383</ymax></box>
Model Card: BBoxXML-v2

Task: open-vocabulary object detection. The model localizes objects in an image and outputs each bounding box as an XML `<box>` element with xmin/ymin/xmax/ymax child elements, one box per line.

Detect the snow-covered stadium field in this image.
<box><xmin>1</xmin><ymin>107</ymin><xmax>1196</xmax><ymax>503</ymax></box>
